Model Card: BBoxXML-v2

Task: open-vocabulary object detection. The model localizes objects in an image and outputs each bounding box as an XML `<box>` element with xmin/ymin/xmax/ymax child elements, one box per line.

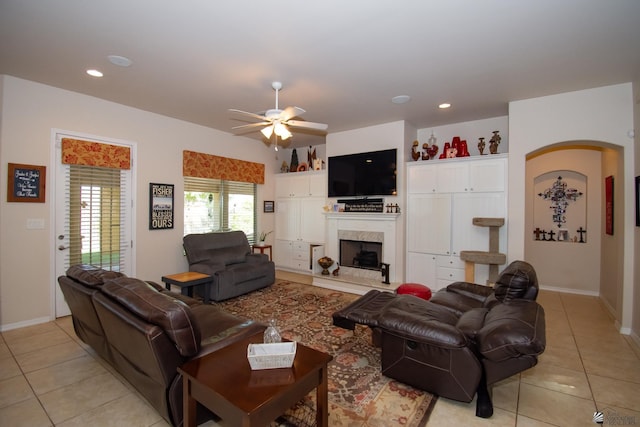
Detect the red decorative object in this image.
<box><xmin>605</xmin><ymin>175</ymin><xmax>614</xmax><ymax>235</ymax></box>
<box><xmin>439</xmin><ymin>142</ymin><xmax>450</xmax><ymax>159</ymax></box>
<box><xmin>396</xmin><ymin>283</ymin><xmax>432</xmax><ymax>300</ymax></box>
<box><xmin>458</xmin><ymin>140</ymin><xmax>470</xmax><ymax>157</ymax></box>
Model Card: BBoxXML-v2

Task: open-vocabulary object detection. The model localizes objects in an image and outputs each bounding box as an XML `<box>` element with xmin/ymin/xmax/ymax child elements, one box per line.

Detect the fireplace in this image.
<box><xmin>340</xmin><ymin>239</ymin><xmax>382</xmax><ymax>270</ymax></box>
<box><xmin>315</xmin><ymin>212</ymin><xmax>401</xmax><ymax>294</ymax></box>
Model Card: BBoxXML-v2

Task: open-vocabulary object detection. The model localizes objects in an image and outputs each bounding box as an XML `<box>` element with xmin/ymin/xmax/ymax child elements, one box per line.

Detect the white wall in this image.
<box><xmin>509</xmin><ymin>83</ymin><xmax>635</xmax><ymax>330</ymax></box>
<box><xmin>0</xmin><ymin>75</ymin><xmax>278</xmax><ymax>329</ymax></box>
<box><xmin>525</xmin><ymin>148</ymin><xmax>602</xmax><ymax>294</ymax></box>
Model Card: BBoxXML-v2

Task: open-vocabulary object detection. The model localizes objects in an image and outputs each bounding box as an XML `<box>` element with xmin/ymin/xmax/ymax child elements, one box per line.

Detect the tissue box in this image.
<box><xmin>247</xmin><ymin>342</ymin><xmax>296</xmax><ymax>370</ymax></box>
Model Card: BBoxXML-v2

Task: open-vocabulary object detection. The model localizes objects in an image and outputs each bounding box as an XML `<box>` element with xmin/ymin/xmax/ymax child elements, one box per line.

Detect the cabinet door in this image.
<box><xmin>407</xmin><ymin>194</ymin><xmax>451</xmax><ymax>254</ymax></box>
<box><xmin>273</xmin><ymin>239</ymin><xmax>293</xmax><ymax>268</ymax></box>
<box><xmin>308</xmin><ymin>172</ymin><xmax>327</xmax><ymax>197</ymax></box>
<box><xmin>406</xmin><ymin>252</ymin><xmax>436</xmax><ymax>286</ymax></box>
<box><xmin>275</xmin><ymin>199</ymin><xmax>300</xmax><ymax>240</ymax></box>
<box><xmin>275</xmin><ymin>174</ymin><xmax>309</xmax><ymax>197</ymax></box>
<box><xmin>469</xmin><ymin>158</ymin><xmax>506</xmax><ymax>192</ymax></box>
<box><xmin>407</xmin><ymin>164</ymin><xmax>437</xmax><ymax>193</ymax></box>
<box><xmin>451</xmin><ymin>192</ymin><xmax>506</xmax><ymax>255</ymax></box>
<box><xmin>300</xmin><ymin>198</ymin><xmax>326</xmax><ymax>243</ymax></box>
<box><xmin>436</xmin><ymin>162</ymin><xmax>469</xmax><ymax>193</ymax></box>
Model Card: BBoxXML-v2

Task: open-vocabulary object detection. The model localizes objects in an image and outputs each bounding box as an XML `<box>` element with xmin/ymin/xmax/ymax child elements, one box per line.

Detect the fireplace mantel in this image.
<box><xmin>324</xmin><ymin>212</ymin><xmax>400</xmax><ymax>221</ymax></box>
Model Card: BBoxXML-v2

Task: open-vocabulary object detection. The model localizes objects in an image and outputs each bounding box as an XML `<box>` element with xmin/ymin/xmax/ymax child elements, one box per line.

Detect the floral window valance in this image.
<box><xmin>61</xmin><ymin>138</ymin><xmax>131</xmax><ymax>170</ymax></box>
<box><xmin>182</xmin><ymin>150</ymin><xmax>264</xmax><ymax>184</ymax></box>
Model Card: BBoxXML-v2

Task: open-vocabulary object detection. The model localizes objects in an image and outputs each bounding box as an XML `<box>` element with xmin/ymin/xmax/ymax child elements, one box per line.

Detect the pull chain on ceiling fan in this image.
<box><xmin>229</xmin><ymin>81</ymin><xmax>328</xmax><ymax>149</ymax></box>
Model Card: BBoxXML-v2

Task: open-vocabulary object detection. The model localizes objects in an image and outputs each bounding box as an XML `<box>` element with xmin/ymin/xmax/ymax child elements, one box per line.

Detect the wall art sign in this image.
<box><xmin>263</xmin><ymin>200</ymin><xmax>274</xmax><ymax>213</ymax></box>
<box><xmin>7</xmin><ymin>163</ymin><xmax>46</xmax><ymax>203</ymax></box>
<box><xmin>605</xmin><ymin>175</ymin><xmax>614</xmax><ymax>235</ymax></box>
<box><xmin>149</xmin><ymin>183</ymin><xmax>174</xmax><ymax>230</ymax></box>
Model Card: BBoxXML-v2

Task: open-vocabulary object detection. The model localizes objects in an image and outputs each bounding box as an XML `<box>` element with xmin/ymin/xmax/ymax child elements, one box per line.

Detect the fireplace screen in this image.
<box><xmin>339</xmin><ymin>239</ymin><xmax>382</xmax><ymax>270</ymax></box>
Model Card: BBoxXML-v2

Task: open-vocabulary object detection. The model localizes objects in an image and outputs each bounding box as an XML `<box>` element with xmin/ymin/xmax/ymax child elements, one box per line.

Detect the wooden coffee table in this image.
<box><xmin>178</xmin><ymin>333</ymin><xmax>332</xmax><ymax>427</ymax></box>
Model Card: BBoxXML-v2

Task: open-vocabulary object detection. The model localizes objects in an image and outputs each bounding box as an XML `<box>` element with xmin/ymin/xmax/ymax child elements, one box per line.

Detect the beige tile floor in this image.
<box><xmin>1</xmin><ymin>290</ymin><xmax>639</xmax><ymax>426</ymax></box>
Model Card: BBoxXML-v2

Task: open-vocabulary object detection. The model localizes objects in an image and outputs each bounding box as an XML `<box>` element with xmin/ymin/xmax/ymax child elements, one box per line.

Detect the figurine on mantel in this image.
<box><xmin>478</xmin><ymin>137</ymin><xmax>486</xmax><ymax>155</ymax></box>
<box><xmin>489</xmin><ymin>131</ymin><xmax>501</xmax><ymax>154</ymax></box>
<box><xmin>411</xmin><ymin>140</ymin><xmax>421</xmax><ymax>161</ymax></box>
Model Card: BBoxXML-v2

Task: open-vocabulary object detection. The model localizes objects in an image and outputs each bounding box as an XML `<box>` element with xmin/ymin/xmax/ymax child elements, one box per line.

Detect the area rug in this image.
<box><xmin>214</xmin><ymin>280</ymin><xmax>437</xmax><ymax>426</ymax></box>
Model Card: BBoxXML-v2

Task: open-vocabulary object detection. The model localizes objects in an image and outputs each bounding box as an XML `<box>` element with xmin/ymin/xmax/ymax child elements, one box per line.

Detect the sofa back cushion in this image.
<box><xmin>492</xmin><ymin>260</ymin><xmax>539</xmax><ymax>303</ymax></box>
<box><xmin>101</xmin><ymin>277</ymin><xmax>201</xmax><ymax>357</ymax></box>
<box><xmin>183</xmin><ymin>231</ymin><xmax>250</xmax><ymax>266</ymax></box>
<box><xmin>66</xmin><ymin>264</ymin><xmax>125</xmax><ymax>289</ymax></box>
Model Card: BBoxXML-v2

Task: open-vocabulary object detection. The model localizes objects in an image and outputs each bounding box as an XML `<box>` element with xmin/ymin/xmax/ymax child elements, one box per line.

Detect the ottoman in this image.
<box><xmin>396</xmin><ymin>283</ymin><xmax>432</xmax><ymax>300</ymax></box>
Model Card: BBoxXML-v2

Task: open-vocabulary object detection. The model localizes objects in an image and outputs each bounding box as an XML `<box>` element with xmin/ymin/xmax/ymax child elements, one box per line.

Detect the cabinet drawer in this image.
<box><xmin>437</xmin><ymin>267</ymin><xmax>465</xmax><ymax>282</ymax></box>
<box><xmin>292</xmin><ymin>260</ymin><xmax>310</xmax><ymax>271</ymax></box>
<box><xmin>292</xmin><ymin>241</ymin><xmax>308</xmax><ymax>251</ymax></box>
<box><xmin>292</xmin><ymin>250</ymin><xmax>309</xmax><ymax>261</ymax></box>
<box><xmin>436</xmin><ymin>255</ymin><xmax>464</xmax><ymax>269</ymax></box>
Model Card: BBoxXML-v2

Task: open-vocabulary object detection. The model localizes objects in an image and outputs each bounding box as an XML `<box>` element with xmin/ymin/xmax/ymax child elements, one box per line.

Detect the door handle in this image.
<box><xmin>58</xmin><ymin>245</ymin><xmax>69</xmax><ymax>251</ymax></box>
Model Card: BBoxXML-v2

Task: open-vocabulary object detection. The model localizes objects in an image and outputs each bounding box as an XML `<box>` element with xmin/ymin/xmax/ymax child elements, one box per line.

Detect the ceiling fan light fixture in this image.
<box><xmin>261</xmin><ymin>125</ymin><xmax>274</xmax><ymax>139</ymax></box>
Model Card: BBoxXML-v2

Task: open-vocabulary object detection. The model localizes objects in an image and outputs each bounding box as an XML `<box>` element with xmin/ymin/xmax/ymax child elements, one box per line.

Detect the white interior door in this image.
<box><xmin>53</xmin><ymin>131</ymin><xmax>135</xmax><ymax>318</ymax></box>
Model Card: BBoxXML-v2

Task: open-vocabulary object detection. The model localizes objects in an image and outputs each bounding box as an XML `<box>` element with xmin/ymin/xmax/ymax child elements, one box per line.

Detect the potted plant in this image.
<box><xmin>257</xmin><ymin>230</ymin><xmax>272</xmax><ymax>246</ymax></box>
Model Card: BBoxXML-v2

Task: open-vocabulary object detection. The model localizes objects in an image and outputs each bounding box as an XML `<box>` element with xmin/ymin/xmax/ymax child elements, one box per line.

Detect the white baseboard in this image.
<box><xmin>1</xmin><ymin>316</ymin><xmax>52</xmax><ymax>332</ymax></box>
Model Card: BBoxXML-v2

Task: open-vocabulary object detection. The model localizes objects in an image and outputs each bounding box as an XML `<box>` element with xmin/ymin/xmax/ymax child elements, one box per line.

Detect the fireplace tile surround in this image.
<box><xmin>313</xmin><ymin>212</ymin><xmax>401</xmax><ymax>295</ymax></box>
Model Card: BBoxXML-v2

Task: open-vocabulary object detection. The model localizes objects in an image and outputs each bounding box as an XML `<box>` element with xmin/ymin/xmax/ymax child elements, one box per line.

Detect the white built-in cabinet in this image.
<box><xmin>406</xmin><ymin>155</ymin><xmax>507</xmax><ymax>290</ymax></box>
<box><xmin>274</xmin><ymin>171</ymin><xmax>326</xmax><ymax>273</ymax></box>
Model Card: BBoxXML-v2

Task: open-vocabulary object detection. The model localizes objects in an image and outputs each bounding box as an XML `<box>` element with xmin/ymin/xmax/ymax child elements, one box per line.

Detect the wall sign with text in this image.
<box><xmin>149</xmin><ymin>183</ymin><xmax>174</xmax><ymax>230</ymax></box>
<box><xmin>7</xmin><ymin>163</ymin><xmax>46</xmax><ymax>203</ymax></box>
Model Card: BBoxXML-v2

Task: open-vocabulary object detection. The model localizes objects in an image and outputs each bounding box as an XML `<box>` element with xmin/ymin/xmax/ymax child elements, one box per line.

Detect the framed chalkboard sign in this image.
<box><xmin>149</xmin><ymin>183</ymin><xmax>174</xmax><ymax>230</ymax></box>
<box><xmin>7</xmin><ymin>163</ymin><xmax>46</xmax><ymax>203</ymax></box>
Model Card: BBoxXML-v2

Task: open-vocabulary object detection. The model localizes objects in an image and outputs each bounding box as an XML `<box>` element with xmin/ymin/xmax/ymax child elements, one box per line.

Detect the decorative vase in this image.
<box><xmin>458</xmin><ymin>140</ymin><xmax>470</xmax><ymax>157</ymax></box>
<box><xmin>263</xmin><ymin>319</ymin><xmax>282</xmax><ymax>343</ymax></box>
<box><xmin>478</xmin><ymin>137</ymin><xmax>486</xmax><ymax>155</ymax></box>
<box><xmin>489</xmin><ymin>131</ymin><xmax>501</xmax><ymax>154</ymax></box>
<box><xmin>256</xmin><ymin>241</ymin><xmax>266</xmax><ymax>247</ymax></box>
<box><xmin>318</xmin><ymin>256</ymin><xmax>334</xmax><ymax>275</ymax></box>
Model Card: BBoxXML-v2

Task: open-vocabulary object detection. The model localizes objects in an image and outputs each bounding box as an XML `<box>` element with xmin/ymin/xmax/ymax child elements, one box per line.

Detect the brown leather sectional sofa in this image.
<box><xmin>333</xmin><ymin>260</ymin><xmax>546</xmax><ymax>418</ymax></box>
<box><xmin>58</xmin><ymin>264</ymin><xmax>265</xmax><ymax>427</ymax></box>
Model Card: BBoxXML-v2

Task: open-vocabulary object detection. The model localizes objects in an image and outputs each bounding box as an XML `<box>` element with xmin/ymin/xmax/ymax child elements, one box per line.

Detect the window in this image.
<box><xmin>64</xmin><ymin>164</ymin><xmax>130</xmax><ymax>272</ymax></box>
<box><xmin>184</xmin><ymin>176</ymin><xmax>257</xmax><ymax>242</ymax></box>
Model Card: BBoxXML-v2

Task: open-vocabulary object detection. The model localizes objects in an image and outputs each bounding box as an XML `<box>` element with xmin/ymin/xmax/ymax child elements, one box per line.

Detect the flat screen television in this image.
<box><xmin>328</xmin><ymin>149</ymin><xmax>397</xmax><ymax>198</ymax></box>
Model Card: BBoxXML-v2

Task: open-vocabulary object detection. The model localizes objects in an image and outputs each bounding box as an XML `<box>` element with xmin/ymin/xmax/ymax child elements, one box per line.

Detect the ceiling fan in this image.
<box><xmin>229</xmin><ymin>81</ymin><xmax>328</xmax><ymax>150</ymax></box>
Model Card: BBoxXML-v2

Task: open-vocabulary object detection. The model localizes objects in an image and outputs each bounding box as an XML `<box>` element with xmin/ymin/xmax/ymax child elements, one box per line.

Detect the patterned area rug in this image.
<box><xmin>214</xmin><ymin>280</ymin><xmax>436</xmax><ymax>426</ymax></box>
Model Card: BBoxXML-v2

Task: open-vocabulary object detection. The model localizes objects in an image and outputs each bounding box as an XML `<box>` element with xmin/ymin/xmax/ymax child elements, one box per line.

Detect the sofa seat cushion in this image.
<box><xmin>216</xmin><ymin>261</ymin><xmax>272</xmax><ymax>287</ymax></box>
<box><xmin>477</xmin><ymin>300</ymin><xmax>546</xmax><ymax>362</ymax></box>
<box><xmin>101</xmin><ymin>277</ymin><xmax>201</xmax><ymax>357</ymax></box>
<box><xmin>429</xmin><ymin>291</ymin><xmax>484</xmax><ymax>317</ymax></box>
<box><xmin>66</xmin><ymin>264</ymin><xmax>125</xmax><ymax>288</ymax></box>
<box><xmin>377</xmin><ymin>295</ymin><xmax>466</xmax><ymax>347</ymax></box>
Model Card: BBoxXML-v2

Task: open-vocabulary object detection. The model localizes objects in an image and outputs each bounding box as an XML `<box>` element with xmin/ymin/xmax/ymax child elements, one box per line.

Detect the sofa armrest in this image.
<box><xmin>189</xmin><ymin>262</ymin><xmax>225</xmax><ymax>276</ymax></box>
<box><xmin>245</xmin><ymin>253</ymin><xmax>268</xmax><ymax>263</ymax></box>
<box><xmin>477</xmin><ymin>300</ymin><xmax>546</xmax><ymax>362</ymax></box>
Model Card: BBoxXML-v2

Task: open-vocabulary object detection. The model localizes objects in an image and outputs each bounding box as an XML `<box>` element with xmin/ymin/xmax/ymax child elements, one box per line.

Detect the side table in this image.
<box><xmin>251</xmin><ymin>244</ymin><xmax>272</xmax><ymax>261</ymax></box>
<box><xmin>161</xmin><ymin>272</ymin><xmax>213</xmax><ymax>304</ymax></box>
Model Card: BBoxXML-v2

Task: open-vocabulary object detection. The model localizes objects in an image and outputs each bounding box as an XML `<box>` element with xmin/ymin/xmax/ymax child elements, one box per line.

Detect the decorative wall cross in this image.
<box><xmin>538</xmin><ymin>176</ymin><xmax>583</xmax><ymax>227</ymax></box>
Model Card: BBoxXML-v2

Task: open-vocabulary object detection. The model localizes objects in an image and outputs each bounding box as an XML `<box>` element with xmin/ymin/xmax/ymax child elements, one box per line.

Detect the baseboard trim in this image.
<box><xmin>1</xmin><ymin>316</ymin><xmax>52</xmax><ymax>332</ymax></box>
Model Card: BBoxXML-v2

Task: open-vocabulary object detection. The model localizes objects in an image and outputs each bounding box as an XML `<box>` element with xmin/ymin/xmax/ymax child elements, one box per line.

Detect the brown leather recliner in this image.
<box><xmin>183</xmin><ymin>230</ymin><xmax>275</xmax><ymax>301</ymax></box>
<box><xmin>333</xmin><ymin>260</ymin><xmax>545</xmax><ymax>418</ymax></box>
<box><xmin>58</xmin><ymin>265</ymin><xmax>265</xmax><ymax>427</ymax></box>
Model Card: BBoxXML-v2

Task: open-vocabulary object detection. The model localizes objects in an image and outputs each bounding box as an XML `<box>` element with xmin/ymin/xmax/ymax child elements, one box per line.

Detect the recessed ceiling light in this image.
<box><xmin>108</xmin><ymin>55</ymin><xmax>132</xmax><ymax>67</ymax></box>
<box><xmin>392</xmin><ymin>95</ymin><xmax>411</xmax><ymax>104</ymax></box>
<box><xmin>438</xmin><ymin>103</ymin><xmax>451</xmax><ymax>109</ymax></box>
<box><xmin>86</xmin><ymin>69</ymin><xmax>103</xmax><ymax>77</ymax></box>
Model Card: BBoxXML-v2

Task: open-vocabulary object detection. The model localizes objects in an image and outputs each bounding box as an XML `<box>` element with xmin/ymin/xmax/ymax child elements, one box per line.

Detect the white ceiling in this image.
<box><xmin>1</xmin><ymin>0</ymin><xmax>639</xmax><ymax>148</ymax></box>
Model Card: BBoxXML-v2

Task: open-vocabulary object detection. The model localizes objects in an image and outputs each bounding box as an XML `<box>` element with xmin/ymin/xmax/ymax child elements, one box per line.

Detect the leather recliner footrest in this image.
<box><xmin>332</xmin><ymin>290</ymin><xmax>396</xmax><ymax>330</ymax></box>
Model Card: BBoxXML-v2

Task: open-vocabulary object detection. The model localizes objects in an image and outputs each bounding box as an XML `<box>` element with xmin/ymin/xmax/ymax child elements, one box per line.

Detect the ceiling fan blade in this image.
<box><xmin>228</xmin><ymin>108</ymin><xmax>270</xmax><ymax>123</ymax></box>
<box><xmin>280</xmin><ymin>106</ymin><xmax>306</xmax><ymax>121</ymax></box>
<box><xmin>286</xmin><ymin>119</ymin><xmax>328</xmax><ymax>131</ymax></box>
<box><xmin>231</xmin><ymin>122</ymin><xmax>271</xmax><ymax>130</ymax></box>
